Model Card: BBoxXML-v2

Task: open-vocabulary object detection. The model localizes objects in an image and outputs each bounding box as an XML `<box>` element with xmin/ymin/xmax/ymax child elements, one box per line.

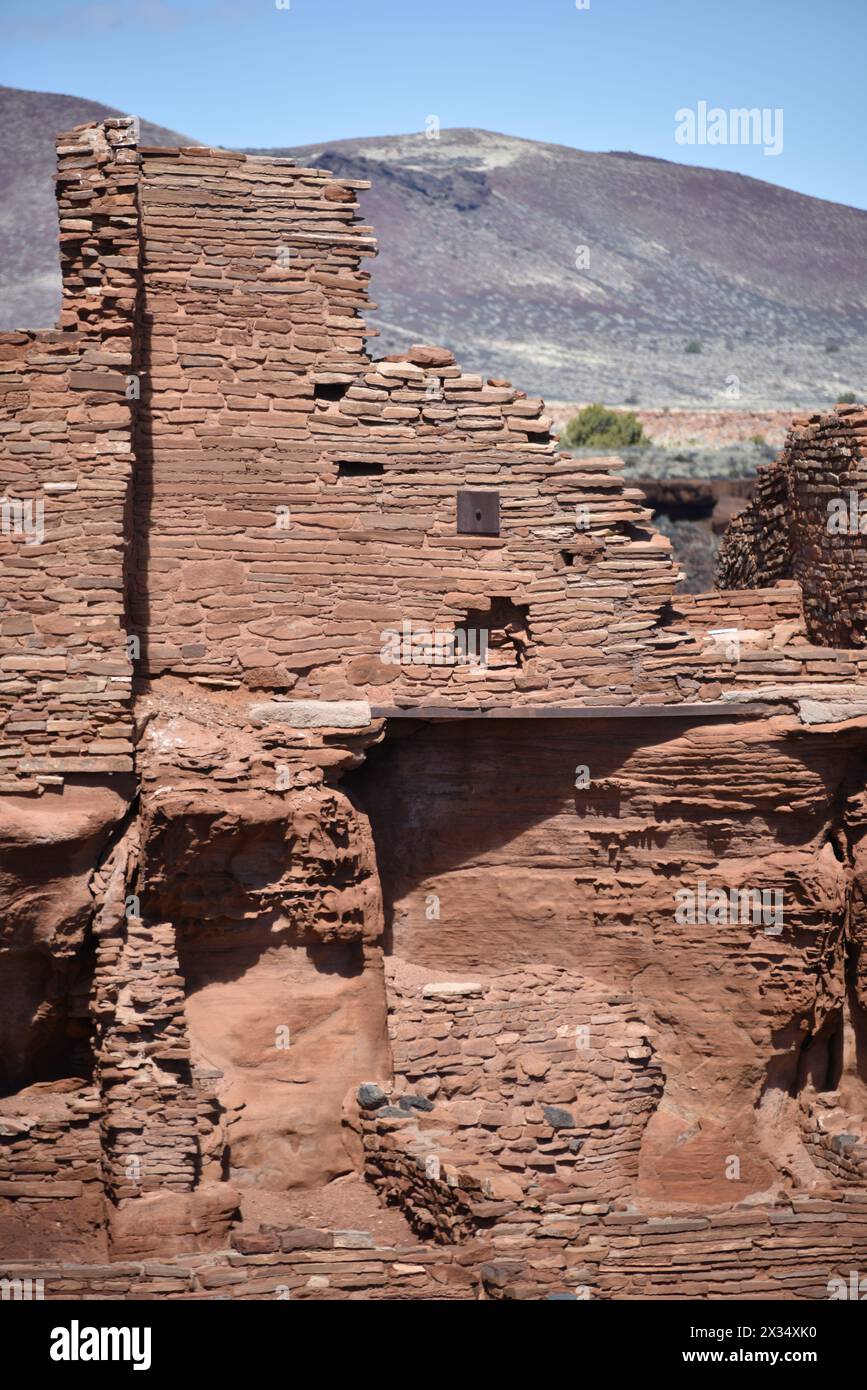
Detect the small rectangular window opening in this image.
<box><xmin>337</xmin><ymin>461</ymin><xmax>384</xmax><ymax>478</ymax></box>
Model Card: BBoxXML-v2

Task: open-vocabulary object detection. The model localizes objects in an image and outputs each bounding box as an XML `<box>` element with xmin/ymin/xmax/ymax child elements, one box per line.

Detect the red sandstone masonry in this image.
<box><xmin>5</xmin><ymin>120</ymin><xmax>867</xmax><ymax>1302</ymax></box>
<box><xmin>129</xmin><ymin>145</ymin><xmax>683</xmax><ymax>706</ymax></box>
<box><xmin>4</xmin><ymin>1192</ymin><xmax>867</xmax><ymax>1301</ymax></box>
<box><xmin>477</xmin><ymin>1192</ymin><xmax>867</xmax><ymax>1301</ymax></box>
<box><xmin>356</xmin><ymin>966</ymin><xmax>867</xmax><ymax>1299</ymax></box>
<box><xmin>0</xmin><ymin>1085</ymin><xmax>101</xmax><ymax>1202</ymax></box>
<box><xmin>719</xmin><ymin>405</ymin><xmax>867</xmax><ymax>647</ymax></box>
<box><xmin>0</xmin><ymin>1237</ymin><xmax>469</xmax><ymax>1300</ymax></box>
<box><xmin>4</xmin><ymin>121</ymin><xmax>867</xmax><ymax>801</ymax></box>
<box><xmin>0</xmin><ymin>118</ymin><xmax>141</xmax><ymax>791</ymax></box>
<box><xmin>361</xmin><ymin>964</ymin><xmax>663</xmax><ymax>1243</ymax></box>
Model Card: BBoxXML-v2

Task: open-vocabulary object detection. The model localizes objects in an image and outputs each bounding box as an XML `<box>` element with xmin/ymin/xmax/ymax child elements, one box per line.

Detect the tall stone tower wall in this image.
<box><xmin>718</xmin><ymin>404</ymin><xmax>867</xmax><ymax>647</ymax></box>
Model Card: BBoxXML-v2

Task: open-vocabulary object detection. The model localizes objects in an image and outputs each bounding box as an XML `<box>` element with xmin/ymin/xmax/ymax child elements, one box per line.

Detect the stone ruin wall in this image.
<box><xmin>719</xmin><ymin>405</ymin><xmax>867</xmax><ymax>648</ymax></box>
<box><xmin>2</xmin><ymin>119</ymin><xmax>867</xmax><ymax>1299</ymax></box>
<box><xmin>129</xmin><ymin>139</ymin><xmax>683</xmax><ymax>709</ymax></box>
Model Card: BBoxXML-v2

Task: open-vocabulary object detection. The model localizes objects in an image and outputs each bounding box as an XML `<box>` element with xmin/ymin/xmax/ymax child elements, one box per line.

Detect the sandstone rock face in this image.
<box><xmin>0</xmin><ymin>782</ymin><xmax>130</xmax><ymax>1090</ymax></box>
<box><xmin>352</xmin><ymin>715</ymin><xmax>861</xmax><ymax>1205</ymax></box>
<box><xmin>2</xmin><ymin>118</ymin><xmax>867</xmax><ymax>1298</ymax></box>
<box><xmin>184</xmin><ymin>940</ymin><xmax>388</xmax><ymax>1190</ymax></box>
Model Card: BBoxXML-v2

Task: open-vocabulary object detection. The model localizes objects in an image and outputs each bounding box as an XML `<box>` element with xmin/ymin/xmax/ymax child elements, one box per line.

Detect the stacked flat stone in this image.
<box><xmin>91</xmin><ymin>913</ymin><xmax>203</xmax><ymax>1201</ymax></box>
<box><xmin>0</xmin><ymin>1088</ymin><xmax>101</xmax><ymax>1202</ymax></box>
<box><xmin>718</xmin><ymin>403</ymin><xmax>867</xmax><ymax>647</ymax></box>
<box><xmin>5</xmin><ymin>118</ymin><xmax>867</xmax><ymax>1301</ymax></box>
<box><xmin>5</xmin><ymin>121</ymin><xmax>867</xmax><ymax>801</ymax></box>
<box><xmin>359</xmin><ymin>964</ymin><xmax>662</xmax><ymax>1242</ymax></box>
<box><xmin>0</xmin><ymin>119</ymin><xmax>139</xmax><ymax>791</ymax></box>
<box><xmin>6</xmin><ymin>1190</ymin><xmax>867</xmax><ymax>1300</ymax></box>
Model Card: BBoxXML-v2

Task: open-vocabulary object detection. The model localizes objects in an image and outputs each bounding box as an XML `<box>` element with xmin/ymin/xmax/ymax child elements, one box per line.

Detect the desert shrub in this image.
<box><xmin>837</xmin><ymin>391</ymin><xmax>857</xmax><ymax>404</ymax></box>
<box><xmin>559</xmin><ymin>404</ymin><xmax>649</xmax><ymax>450</ymax></box>
<box><xmin>749</xmin><ymin>434</ymin><xmax>766</xmax><ymax>446</ymax></box>
<box><xmin>684</xmin><ymin>339</ymin><xmax>702</xmax><ymax>354</ymax></box>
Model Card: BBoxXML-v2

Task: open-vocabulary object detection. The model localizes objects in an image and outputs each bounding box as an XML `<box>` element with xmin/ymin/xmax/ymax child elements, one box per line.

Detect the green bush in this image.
<box><xmin>748</xmin><ymin>433</ymin><xmax>766</xmax><ymax>447</ymax></box>
<box><xmin>837</xmin><ymin>391</ymin><xmax>857</xmax><ymax>404</ymax></box>
<box><xmin>684</xmin><ymin>339</ymin><xmax>702</xmax><ymax>354</ymax></box>
<box><xmin>559</xmin><ymin>404</ymin><xmax>649</xmax><ymax>450</ymax></box>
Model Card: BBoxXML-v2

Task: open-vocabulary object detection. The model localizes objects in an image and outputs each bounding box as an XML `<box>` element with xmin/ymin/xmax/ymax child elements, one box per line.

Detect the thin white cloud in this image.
<box><xmin>1</xmin><ymin>0</ymin><xmax>189</xmax><ymax>40</ymax></box>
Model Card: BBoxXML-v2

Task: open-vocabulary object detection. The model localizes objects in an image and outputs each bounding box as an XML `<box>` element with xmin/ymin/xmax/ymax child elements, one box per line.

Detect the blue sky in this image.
<box><xmin>2</xmin><ymin>0</ymin><xmax>865</xmax><ymax>209</ymax></box>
